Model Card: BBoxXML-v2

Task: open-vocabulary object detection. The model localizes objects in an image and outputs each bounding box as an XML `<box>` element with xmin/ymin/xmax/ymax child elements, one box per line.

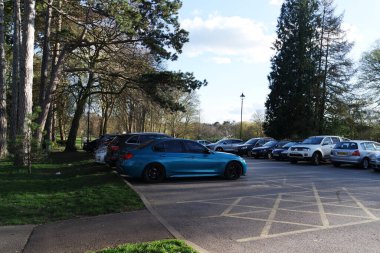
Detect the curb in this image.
<box><xmin>121</xmin><ymin>175</ymin><xmax>211</xmax><ymax>253</ymax></box>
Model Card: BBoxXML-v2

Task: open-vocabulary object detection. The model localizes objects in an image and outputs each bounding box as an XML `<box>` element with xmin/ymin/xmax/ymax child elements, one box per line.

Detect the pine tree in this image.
<box><xmin>265</xmin><ymin>0</ymin><xmax>320</xmax><ymax>139</ymax></box>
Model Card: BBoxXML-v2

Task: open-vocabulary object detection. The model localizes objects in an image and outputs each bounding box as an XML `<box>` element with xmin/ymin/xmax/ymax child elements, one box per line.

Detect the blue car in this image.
<box><xmin>119</xmin><ymin>138</ymin><xmax>247</xmax><ymax>182</ymax></box>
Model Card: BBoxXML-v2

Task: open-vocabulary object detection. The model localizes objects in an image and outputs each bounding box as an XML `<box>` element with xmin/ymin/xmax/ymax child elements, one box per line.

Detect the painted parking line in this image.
<box><xmin>177</xmin><ymin>182</ymin><xmax>380</xmax><ymax>243</ymax></box>
<box><xmin>313</xmin><ymin>184</ymin><xmax>329</xmax><ymax>227</ymax></box>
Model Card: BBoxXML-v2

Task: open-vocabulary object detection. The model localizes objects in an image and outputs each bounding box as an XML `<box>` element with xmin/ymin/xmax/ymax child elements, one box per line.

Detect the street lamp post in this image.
<box><xmin>240</xmin><ymin>93</ymin><xmax>245</xmax><ymax>139</ymax></box>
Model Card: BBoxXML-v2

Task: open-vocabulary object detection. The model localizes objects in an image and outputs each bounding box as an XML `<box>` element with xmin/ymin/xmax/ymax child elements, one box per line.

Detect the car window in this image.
<box><xmin>374</xmin><ymin>142</ymin><xmax>380</xmax><ymax>151</ymax></box>
<box><xmin>126</xmin><ymin>135</ymin><xmax>139</xmax><ymax>144</ymax></box>
<box><xmin>364</xmin><ymin>142</ymin><xmax>376</xmax><ymax>151</ymax></box>
<box><xmin>263</xmin><ymin>141</ymin><xmax>277</xmax><ymax>147</ymax></box>
<box><xmin>245</xmin><ymin>138</ymin><xmax>259</xmax><ymax>144</ymax></box>
<box><xmin>335</xmin><ymin>142</ymin><xmax>357</xmax><ymax>149</ymax></box>
<box><xmin>323</xmin><ymin>137</ymin><xmax>332</xmax><ymax>145</ymax></box>
<box><xmin>184</xmin><ymin>141</ymin><xmax>208</xmax><ymax>154</ymax></box>
<box><xmin>153</xmin><ymin>142</ymin><xmax>166</xmax><ymax>152</ymax></box>
<box><xmin>139</xmin><ymin>135</ymin><xmax>164</xmax><ymax>143</ymax></box>
<box><xmin>331</xmin><ymin>137</ymin><xmax>340</xmax><ymax>144</ymax></box>
<box><xmin>164</xmin><ymin>140</ymin><xmax>185</xmax><ymax>153</ymax></box>
<box><xmin>302</xmin><ymin>137</ymin><xmax>323</xmax><ymax>144</ymax></box>
<box><xmin>231</xmin><ymin>140</ymin><xmax>242</xmax><ymax>144</ymax></box>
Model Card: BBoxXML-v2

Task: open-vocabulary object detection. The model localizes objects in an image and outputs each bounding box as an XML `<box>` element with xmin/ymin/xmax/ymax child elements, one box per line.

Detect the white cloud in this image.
<box><xmin>211</xmin><ymin>57</ymin><xmax>231</xmax><ymax>64</ymax></box>
<box><xmin>342</xmin><ymin>23</ymin><xmax>363</xmax><ymax>44</ymax></box>
<box><xmin>181</xmin><ymin>14</ymin><xmax>275</xmax><ymax>64</ymax></box>
<box><xmin>269</xmin><ymin>0</ymin><xmax>283</xmax><ymax>6</ymax></box>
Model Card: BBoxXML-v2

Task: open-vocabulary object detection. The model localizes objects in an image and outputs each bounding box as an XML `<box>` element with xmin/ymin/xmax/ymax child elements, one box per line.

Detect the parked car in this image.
<box><xmin>104</xmin><ymin>134</ymin><xmax>132</xmax><ymax>166</ymax></box>
<box><xmin>331</xmin><ymin>140</ymin><xmax>380</xmax><ymax>169</ymax></box>
<box><xmin>206</xmin><ymin>138</ymin><xmax>244</xmax><ymax>152</ymax></box>
<box><xmin>196</xmin><ymin>140</ymin><xmax>212</xmax><ymax>146</ymax></box>
<box><xmin>118</xmin><ymin>138</ymin><xmax>247</xmax><ymax>182</ymax></box>
<box><xmin>272</xmin><ymin>141</ymin><xmax>298</xmax><ymax>161</ymax></box>
<box><xmin>114</xmin><ymin>132</ymin><xmax>172</xmax><ymax>169</ymax></box>
<box><xmin>83</xmin><ymin>134</ymin><xmax>116</xmax><ymax>153</ymax></box>
<box><xmin>288</xmin><ymin>136</ymin><xmax>346</xmax><ymax>165</ymax></box>
<box><xmin>234</xmin><ymin>137</ymin><xmax>274</xmax><ymax>156</ymax></box>
<box><xmin>249</xmin><ymin>140</ymin><xmax>290</xmax><ymax>159</ymax></box>
<box><xmin>94</xmin><ymin>146</ymin><xmax>107</xmax><ymax>164</ymax></box>
<box><xmin>370</xmin><ymin>152</ymin><xmax>380</xmax><ymax>171</ymax></box>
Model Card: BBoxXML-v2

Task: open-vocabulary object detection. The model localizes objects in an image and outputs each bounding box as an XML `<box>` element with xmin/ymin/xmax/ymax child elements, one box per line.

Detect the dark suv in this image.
<box><xmin>234</xmin><ymin>137</ymin><xmax>274</xmax><ymax>156</ymax></box>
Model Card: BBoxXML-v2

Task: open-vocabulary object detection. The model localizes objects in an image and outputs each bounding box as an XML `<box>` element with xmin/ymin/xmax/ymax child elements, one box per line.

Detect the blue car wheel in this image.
<box><xmin>143</xmin><ymin>163</ymin><xmax>165</xmax><ymax>183</ymax></box>
<box><xmin>224</xmin><ymin>161</ymin><xmax>242</xmax><ymax>180</ymax></box>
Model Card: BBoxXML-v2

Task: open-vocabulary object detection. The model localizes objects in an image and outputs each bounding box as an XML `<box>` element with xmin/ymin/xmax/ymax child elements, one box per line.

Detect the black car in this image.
<box><xmin>249</xmin><ymin>140</ymin><xmax>290</xmax><ymax>159</ymax></box>
<box><xmin>83</xmin><ymin>134</ymin><xmax>116</xmax><ymax>153</ymax></box>
<box><xmin>235</xmin><ymin>137</ymin><xmax>274</xmax><ymax>156</ymax></box>
<box><xmin>271</xmin><ymin>141</ymin><xmax>298</xmax><ymax>160</ymax></box>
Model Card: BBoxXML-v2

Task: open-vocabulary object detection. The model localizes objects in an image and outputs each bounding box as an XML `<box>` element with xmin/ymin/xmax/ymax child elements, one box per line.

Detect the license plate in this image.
<box><xmin>337</xmin><ymin>152</ymin><xmax>348</xmax><ymax>155</ymax></box>
<box><xmin>273</xmin><ymin>153</ymin><xmax>279</xmax><ymax>157</ymax></box>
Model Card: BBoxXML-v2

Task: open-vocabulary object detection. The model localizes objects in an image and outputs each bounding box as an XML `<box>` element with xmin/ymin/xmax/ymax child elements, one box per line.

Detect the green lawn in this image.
<box><xmin>0</xmin><ymin>152</ymin><xmax>144</xmax><ymax>225</ymax></box>
<box><xmin>94</xmin><ymin>240</ymin><xmax>198</xmax><ymax>253</ymax></box>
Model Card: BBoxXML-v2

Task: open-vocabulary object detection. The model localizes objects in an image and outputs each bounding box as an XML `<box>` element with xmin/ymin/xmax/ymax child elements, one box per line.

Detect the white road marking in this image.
<box><xmin>312</xmin><ymin>184</ymin><xmax>330</xmax><ymax>227</ymax></box>
<box><xmin>237</xmin><ymin>219</ymin><xmax>380</xmax><ymax>242</ymax></box>
<box><xmin>261</xmin><ymin>194</ymin><xmax>282</xmax><ymax>236</ymax></box>
<box><xmin>221</xmin><ymin>197</ymin><xmax>243</xmax><ymax>216</ymax></box>
<box><xmin>343</xmin><ymin>187</ymin><xmax>377</xmax><ymax>219</ymax></box>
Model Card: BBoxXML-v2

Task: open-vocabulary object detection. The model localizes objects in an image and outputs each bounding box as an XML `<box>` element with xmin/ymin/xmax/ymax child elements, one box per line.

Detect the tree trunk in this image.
<box><xmin>0</xmin><ymin>0</ymin><xmax>7</xmax><ymax>158</ymax></box>
<box><xmin>64</xmin><ymin>96</ymin><xmax>87</xmax><ymax>152</ymax></box>
<box><xmin>10</xmin><ymin>0</ymin><xmax>22</xmax><ymax>143</ymax></box>
<box><xmin>44</xmin><ymin>104</ymin><xmax>53</xmax><ymax>150</ymax></box>
<box><xmin>18</xmin><ymin>0</ymin><xmax>36</xmax><ymax>166</ymax></box>
<box><xmin>38</xmin><ymin>0</ymin><xmax>53</xmax><ymax>107</ymax></box>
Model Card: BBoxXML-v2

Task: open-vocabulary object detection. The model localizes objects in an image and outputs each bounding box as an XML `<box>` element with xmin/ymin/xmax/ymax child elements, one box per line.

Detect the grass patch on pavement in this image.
<box><xmin>95</xmin><ymin>240</ymin><xmax>198</xmax><ymax>253</ymax></box>
<box><xmin>0</xmin><ymin>152</ymin><xmax>144</xmax><ymax>225</ymax></box>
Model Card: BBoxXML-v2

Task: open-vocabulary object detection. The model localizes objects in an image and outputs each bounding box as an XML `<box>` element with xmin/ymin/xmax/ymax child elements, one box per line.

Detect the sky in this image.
<box><xmin>167</xmin><ymin>0</ymin><xmax>380</xmax><ymax>124</ymax></box>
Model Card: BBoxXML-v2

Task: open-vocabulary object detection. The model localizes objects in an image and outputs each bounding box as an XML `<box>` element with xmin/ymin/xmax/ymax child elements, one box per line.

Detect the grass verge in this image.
<box><xmin>0</xmin><ymin>152</ymin><xmax>144</xmax><ymax>225</ymax></box>
<box><xmin>94</xmin><ymin>239</ymin><xmax>198</xmax><ymax>253</ymax></box>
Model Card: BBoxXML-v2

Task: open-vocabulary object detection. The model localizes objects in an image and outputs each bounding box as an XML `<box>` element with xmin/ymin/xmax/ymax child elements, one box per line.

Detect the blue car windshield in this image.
<box><xmin>263</xmin><ymin>141</ymin><xmax>277</xmax><ymax>147</ymax></box>
<box><xmin>302</xmin><ymin>137</ymin><xmax>323</xmax><ymax>145</ymax></box>
<box><xmin>245</xmin><ymin>138</ymin><xmax>259</xmax><ymax>144</ymax></box>
<box><xmin>282</xmin><ymin>142</ymin><xmax>296</xmax><ymax>148</ymax></box>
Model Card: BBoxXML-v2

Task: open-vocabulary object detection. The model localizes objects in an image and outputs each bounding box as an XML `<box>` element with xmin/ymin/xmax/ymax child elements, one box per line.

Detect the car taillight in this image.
<box><xmin>121</xmin><ymin>153</ymin><xmax>134</xmax><ymax>160</ymax></box>
<box><xmin>111</xmin><ymin>146</ymin><xmax>119</xmax><ymax>151</ymax></box>
<box><xmin>352</xmin><ymin>150</ymin><xmax>360</xmax><ymax>156</ymax></box>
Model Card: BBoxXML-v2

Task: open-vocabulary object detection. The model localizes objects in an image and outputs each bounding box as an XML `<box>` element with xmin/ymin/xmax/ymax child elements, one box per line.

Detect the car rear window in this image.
<box><xmin>335</xmin><ymin>142</ymin><xmax>358</xmax><ymax>149</ymax></box>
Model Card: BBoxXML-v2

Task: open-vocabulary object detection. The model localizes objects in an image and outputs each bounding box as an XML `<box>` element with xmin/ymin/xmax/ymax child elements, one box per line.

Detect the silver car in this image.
<box><xmin>206</xmin><ymin>138</ymin><xmax>244</xmax><ymax>152</ymax></box>
<box><xmin>330</xmin><ymin>140</ymin><xmax>380</xmax><ymax>169</ymax></box>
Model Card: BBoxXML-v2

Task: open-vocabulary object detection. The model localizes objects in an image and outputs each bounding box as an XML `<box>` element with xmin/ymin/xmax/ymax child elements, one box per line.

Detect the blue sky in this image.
<box><xmin>167</xmin><ymin>0</ymin><xmax>380</xmax><ymax>124</ymax></box>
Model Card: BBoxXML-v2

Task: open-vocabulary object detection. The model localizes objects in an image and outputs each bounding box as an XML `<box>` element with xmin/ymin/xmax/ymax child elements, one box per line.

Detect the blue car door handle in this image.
<box><xmin>160</xmin><ymin>155</ymin><xmax>167</xmax><ymax>157</ymax></box>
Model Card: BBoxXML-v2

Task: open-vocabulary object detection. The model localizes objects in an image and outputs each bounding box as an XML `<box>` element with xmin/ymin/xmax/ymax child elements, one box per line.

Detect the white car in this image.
<box><xmin>94</xmin><ymin>146</ymin><xmax>107</xmax><ymax>164</ymax></box>
<box><xmin>288</xmin><ymin>136</ymin><xmax>346</xmax><ymax>165</ymax></box>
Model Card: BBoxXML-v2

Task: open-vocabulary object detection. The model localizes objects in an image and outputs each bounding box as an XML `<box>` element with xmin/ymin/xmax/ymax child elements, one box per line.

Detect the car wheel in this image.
<box><xmin>361</xmin><ymin>158</ymin><xmax>370</xmax><ymax>169</ymax></box>
<box><xmin>216</xmin><ymin>147</ymin><xmax>223</xmax><ymax>152</ymax></box>
<box><xmin>290</xmin><ymin>159</ymin><xmax>298</xmax><ymax>164</ymax></box>
<box><xmin>312</xmin><ymin>152</ymin><xmax>321</xmax><ymax>166</ymax></box>
<box><xmin>143</xmin><ymin>163</ymin><xmax>165</xmax><ymax>183</ymax></box>
<box><xmin>267</xmin><ymin>153</ymin><xmax>273</xmax><ymax>159</ymax></box>
<box><xmin>224</xmin><ymin>161</ymin><xmax>242</xmax><ymax>180</ymax></box>
<box><xmin>333</xmin><ymin>162</ymin><xmax>340</xmax><ymax>167</ymax></box>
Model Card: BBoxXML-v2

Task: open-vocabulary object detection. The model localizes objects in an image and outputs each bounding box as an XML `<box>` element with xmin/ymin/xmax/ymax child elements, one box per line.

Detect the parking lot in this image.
<box><xmin>131</xmin><ymin>158</ymin><xmax>380</xmax><ymax>253</ymax></box>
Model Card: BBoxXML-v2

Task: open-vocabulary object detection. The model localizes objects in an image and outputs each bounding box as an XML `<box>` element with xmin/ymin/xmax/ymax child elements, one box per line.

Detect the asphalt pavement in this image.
<box><xmin>130</xmin><ymin>158</ymin><xmax>380</xmax><ymax>253</ymax></box>
<box><xmin>2</xmin><ymin>158</ymin><xmax>380</xmax><ymax>253</ymax></box>
<box><xmin>1</xmin><ymin>210</ymin><xmax>173</xmax><ymax>253</ymax></box>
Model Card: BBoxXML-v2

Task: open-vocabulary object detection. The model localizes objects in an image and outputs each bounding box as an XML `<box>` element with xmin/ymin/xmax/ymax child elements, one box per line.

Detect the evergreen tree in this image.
<box><xmin>264</xmin><ymin>0</ymin><xmax>354</xmax><ymax>139</ymax></box>
<box><xmin>265</xmin><ymin>0</ymin><xmax>319</xmax><ymax>139</ymax></box>
<box><xmin>314</xmin><ymin>0</ymin><xmax>354</xmax><ymax>134</ymax></box>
